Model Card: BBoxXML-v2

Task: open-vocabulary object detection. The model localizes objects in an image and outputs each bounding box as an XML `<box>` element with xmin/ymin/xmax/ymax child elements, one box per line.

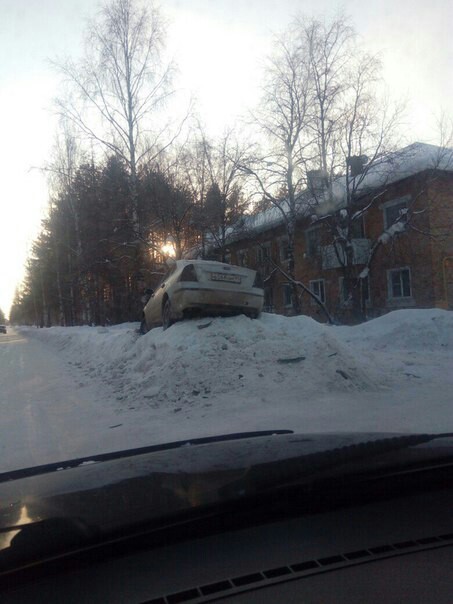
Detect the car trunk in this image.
<box><xmin>192</xmin><ymin>262</ymin><xmax>256</xmax><ymax>289</ymax></box>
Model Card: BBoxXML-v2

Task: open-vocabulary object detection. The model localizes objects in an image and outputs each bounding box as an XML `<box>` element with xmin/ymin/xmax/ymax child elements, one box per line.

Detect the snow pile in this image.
<box><xmin>21</xmin><ymin>309</ymin><xmax>453</xmax><ymax>413</ymax></box>
<box><xmin>15</xmin><ymin>308</ymin><xmax>453</xmax><ymax>439</ymax></box>
<box><xmin>130</xmin><ymin>313</ymin><xmax>386</xmax><ymax>406</ymax></box>
<box><xmin>21</xmin><ymin>313</ymin><xmax>388</xmax><ymax>412</ymax></box>
<box><xmin>33</xmin><ymin>323</ymin><xmax>136</xmax><ymax>363</ymax></box>
<box><xmin>338</xmin><ymin>309</ymin><xmax>453</xmax><ymax>352</ymax></box>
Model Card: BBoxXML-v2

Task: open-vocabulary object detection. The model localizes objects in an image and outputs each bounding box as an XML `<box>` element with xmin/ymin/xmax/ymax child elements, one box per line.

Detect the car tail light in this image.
<box><xmin>253</xmin><ymin>271</ymin><xmax>264</xmax><ymax>288</ymax></box>
<box><xmin>179</xmin><ymin>264</ymin><xmax>198</xmax><ymax>282</ymax></box>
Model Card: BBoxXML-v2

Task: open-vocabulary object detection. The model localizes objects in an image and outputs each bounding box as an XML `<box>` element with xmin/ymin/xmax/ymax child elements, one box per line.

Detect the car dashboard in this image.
<box><xmin>1</xmin><ymin>432</ymin><xmax>453</xmax><ymax>603</ymax></box>
<box><xmin>2</xmin><ymin>481</ymin><xmax>453</xmax><ymax>602</ymax></box>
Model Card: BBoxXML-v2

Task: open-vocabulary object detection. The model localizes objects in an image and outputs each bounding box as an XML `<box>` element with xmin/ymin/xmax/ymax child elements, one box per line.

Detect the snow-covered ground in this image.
<box><xmin>2</xmin><ymin>309</ymin><xmax>452</xmax><ymax>471</ymax></box>
<box><xmin>0</xmin><ymin>330</ymin><xmax>133</xmax><ymax>472</ymax></box>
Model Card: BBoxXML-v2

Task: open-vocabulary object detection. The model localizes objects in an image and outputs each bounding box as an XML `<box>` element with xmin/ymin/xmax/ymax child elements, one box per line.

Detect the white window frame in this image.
<box><xmin>382</xmin><ymin>196</ymin><xmax>410</xmax><ymax>229</ymax></box>
<box><xmin>387</xmin><ymin>267</ymin><xmax>412</xmax><ymax>300</ymax></box>
<box><xmin>309</xmin><ymin>279</ymin><xmax>326</xmax><ymax>305</ymax></box>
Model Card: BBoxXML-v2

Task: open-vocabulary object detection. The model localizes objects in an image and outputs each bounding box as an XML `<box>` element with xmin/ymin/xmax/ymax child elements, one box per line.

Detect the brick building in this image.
<box><xmin>218</xmin><ymin>143</ymin><xmax>453</xmax><ymax>323</ymax></box>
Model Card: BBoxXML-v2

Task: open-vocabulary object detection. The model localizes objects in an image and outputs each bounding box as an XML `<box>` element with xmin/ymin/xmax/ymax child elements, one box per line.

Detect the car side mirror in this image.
<box><xmin>145</xmin><ymin>288</ymin><xmax>154</xmax><ymax>296</ymax></box>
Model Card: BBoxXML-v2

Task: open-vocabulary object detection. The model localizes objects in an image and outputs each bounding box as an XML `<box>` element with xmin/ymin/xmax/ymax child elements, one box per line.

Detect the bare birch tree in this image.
<box><xmin>54</xmin><ymin>0</ymin><xmax>175</xmax><ymax>238</ymax></box>
<box><xmin>241</xmin><ymin>28</ymin><xmax>312</xmax><ymax>311</ymax></box>
<box><xmin>242</xmin><ymin>15</ymin><xmax>402</xmax><ymax>320</ymax></box>
<box><xmin>308</xmin><ymin>45</ymin><xmax>404</xmax><ymax>319</ymax></box>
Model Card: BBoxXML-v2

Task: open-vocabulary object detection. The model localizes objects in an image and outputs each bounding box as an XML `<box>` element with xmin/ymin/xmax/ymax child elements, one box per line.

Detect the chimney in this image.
<box><xmin>347</xmin><ymin>155</ymin><xmax>368</xmax><ymax>177</ymax></box>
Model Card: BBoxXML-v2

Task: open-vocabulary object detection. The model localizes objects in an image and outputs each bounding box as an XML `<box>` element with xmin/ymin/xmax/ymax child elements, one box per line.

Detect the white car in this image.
<box><xmin>142</xmin><ymin>259</ymin><xmax>264</xmax><ymax>331</ymax></box>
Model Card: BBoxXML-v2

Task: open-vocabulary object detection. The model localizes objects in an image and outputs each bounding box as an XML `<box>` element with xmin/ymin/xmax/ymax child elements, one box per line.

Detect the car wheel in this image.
<box><xmin>162</xmin><ymin>299</ymin><xmax>173</xmax><ymax>331</ymax></box>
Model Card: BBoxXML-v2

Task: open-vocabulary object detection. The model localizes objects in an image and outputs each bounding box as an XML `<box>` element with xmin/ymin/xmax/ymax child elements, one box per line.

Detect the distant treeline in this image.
<box><xmin>10</xmin><ymin>149</ymin><xmax>250</xmax><ymax>327</ymax></box>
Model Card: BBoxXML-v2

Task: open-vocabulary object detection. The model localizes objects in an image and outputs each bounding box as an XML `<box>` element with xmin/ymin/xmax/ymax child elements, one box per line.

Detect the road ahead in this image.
<box><xmin>0</xmin><ymin>328</ymin><xmax>126</xmax><ymax>472</ymax></box>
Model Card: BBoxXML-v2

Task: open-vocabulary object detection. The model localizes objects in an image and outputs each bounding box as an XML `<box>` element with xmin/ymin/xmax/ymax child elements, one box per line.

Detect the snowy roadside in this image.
<box><xmin>18</xmin><ymin>309</ymin><xmax>453</xmax><ymax>435</ymax></box>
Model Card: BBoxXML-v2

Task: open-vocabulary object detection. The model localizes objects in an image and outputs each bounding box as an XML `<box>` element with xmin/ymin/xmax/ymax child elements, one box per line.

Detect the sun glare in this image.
<box><xmin>161</xmin><ymin>242</ymin><xmax>176</xmax><ymax>258</ymax></box>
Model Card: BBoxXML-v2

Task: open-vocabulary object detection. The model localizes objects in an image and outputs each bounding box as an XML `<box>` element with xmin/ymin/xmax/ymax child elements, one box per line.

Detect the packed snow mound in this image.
<box><xmin>33</xmin><ymin>323</ymin><xmax>135</xmax><ymax>362</ymax></box>
<box><xmin>129</xmin><ymin>313</ymin><xmax>386</xmax><ymax>405</ymax></box>
<box><xmin>338</xmin><ymin>309</ymin><xmax>453</xmax><ymax>352</ymax></box>
<box><xmin>18</xmin><ymin>311</ymin><xmax>420</xmax><ymax>410</ymax></box>
<box><xmin>11</xmin><ymin>307</ymin><xmax>453</xmax><ymax>442</ymax></box>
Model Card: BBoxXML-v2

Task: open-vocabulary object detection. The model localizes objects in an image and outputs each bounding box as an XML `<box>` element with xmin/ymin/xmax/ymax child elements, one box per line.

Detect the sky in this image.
<box><xmin>0</xmin><ymin>0</ymin><xmax>452</xmax><ymax>318</ymax></box>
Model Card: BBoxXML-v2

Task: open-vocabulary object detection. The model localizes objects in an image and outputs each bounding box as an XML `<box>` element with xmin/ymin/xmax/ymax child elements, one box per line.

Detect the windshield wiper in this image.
<box><xmin>0</xmin><ymin>429</ymin><xmax>293</xmax><ymax>483</ymax></box>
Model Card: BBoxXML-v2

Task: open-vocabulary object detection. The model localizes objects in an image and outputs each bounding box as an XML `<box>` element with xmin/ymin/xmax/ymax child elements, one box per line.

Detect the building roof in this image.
<box><xmin>340</xmin><ymin>141</ymin><xmax>453</xmax><ymax>197</ymax></box>
<box><xmin>229</xmin><ymin>142</ymin><xmax>453</xmax><ymax>242</ymax></box>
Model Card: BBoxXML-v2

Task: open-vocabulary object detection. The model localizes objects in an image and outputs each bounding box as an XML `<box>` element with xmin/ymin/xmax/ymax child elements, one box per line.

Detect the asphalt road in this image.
<box><xmin>0</xmin><ymin>327</ymin><xmax>124</xmax><ymax>473</ymax></box>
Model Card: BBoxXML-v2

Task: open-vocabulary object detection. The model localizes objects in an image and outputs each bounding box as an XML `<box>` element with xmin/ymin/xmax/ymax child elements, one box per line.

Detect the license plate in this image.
<box><xmin>210</xmin><ymin>272</ymin><xmax>241</xmax><ymax>284</ymax></box>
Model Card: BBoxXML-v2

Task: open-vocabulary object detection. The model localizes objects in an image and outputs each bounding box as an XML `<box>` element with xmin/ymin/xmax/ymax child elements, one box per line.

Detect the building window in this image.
<box><xmin>388</xmin><ymin>268</ymin><xmax>411</xmax><ymax>299</ymax></box>
<box><xmin>283</xmin><ymin>283</ymin><xmax>292</xmax><ymax>307</ymax></box>
<box><xmin>256</xmin><ymin>243</ymin><xmax>271</xmax><ymax>264</ymax></box>
<box><xmin>305</xmin><ymin>227</ymin><xmax>321</xmax><ymax>257</ymax></box>
<box><xmin>350</xmin><ymin>215</ymin><xmax>365</xmax><ymax>238</ymax></box>
<box><xmin>383</xmin><ymin>197</ymin><xmax>409</xmax><ymax>229</ymax></box>
<box><xmin>264</xmin><ymin>286</ymin><xmax>274</xmax><ymax>312</ymax></box>
<box><xmin>279</xmin><ymin>238</ymin><xmax>290</xmax><ymax>261</ymax></box>
<box><xmin>339</xmin><ymin>277</ymin><xmax>351</xmax><ymax>305</ymax></box>
<box><xmin>310</xmin><ymin>279</ymin><xmax>325</xmax><ymax>304</ymax></box>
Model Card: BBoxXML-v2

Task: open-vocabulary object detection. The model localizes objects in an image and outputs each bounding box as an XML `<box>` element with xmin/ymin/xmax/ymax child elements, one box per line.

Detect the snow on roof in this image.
<box><xmin>228</xmin><ymin>142</ymin><xmax>453</xmax><ymax>241</ymax></box>
<box><xmin>239</xmin><ymin>199</ymin><xmax>289</xmax><ymax>235</ymax></box>
<box><xmin>230</xmin><ymin>194</ymin><xmax>312</xmax><ymax>241</ymax></box>
<box><xmin>348</xmin><ymin>141</ymin><xmax>453</xmax><ymax>195</ymax></box>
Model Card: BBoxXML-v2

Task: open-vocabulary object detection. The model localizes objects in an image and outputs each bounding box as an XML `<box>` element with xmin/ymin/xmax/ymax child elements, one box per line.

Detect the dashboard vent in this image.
<box><xmin>143</xmin><ymin>532</ymin><xmax>453</xmax><ymax>603</ymax></box>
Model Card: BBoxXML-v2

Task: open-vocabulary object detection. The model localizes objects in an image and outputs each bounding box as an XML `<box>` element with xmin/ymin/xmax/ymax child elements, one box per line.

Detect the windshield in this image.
<box><xmin>0</xmin><ymin>0</ymin><xmax>452</xmax><ymax>484</ymax></box>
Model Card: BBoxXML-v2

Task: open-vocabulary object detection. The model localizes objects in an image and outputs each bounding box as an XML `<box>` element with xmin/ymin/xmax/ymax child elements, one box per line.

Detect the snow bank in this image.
<box><xmin>130</xmin><ymin>313</ymin><xmax>386</xmax><ymax>406</ymax></box>
<box><xmin>21</xmin><ymin>309</ymin><xmax>453</xmax><ymax>410</ymax></box>
<box><xmin>21</xmin><ymin>313</ymin><xmax>382</xmax><ymax>412</ymax></box>
<box><xmin>17</xmin><ymin>308</ymin><xmax>453</xmax><ymax>436</ymax></box>
<box><xmin>338</xmin><ymin>309</ymin><xmax>453</xmax><ymax>352</ymax></box>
